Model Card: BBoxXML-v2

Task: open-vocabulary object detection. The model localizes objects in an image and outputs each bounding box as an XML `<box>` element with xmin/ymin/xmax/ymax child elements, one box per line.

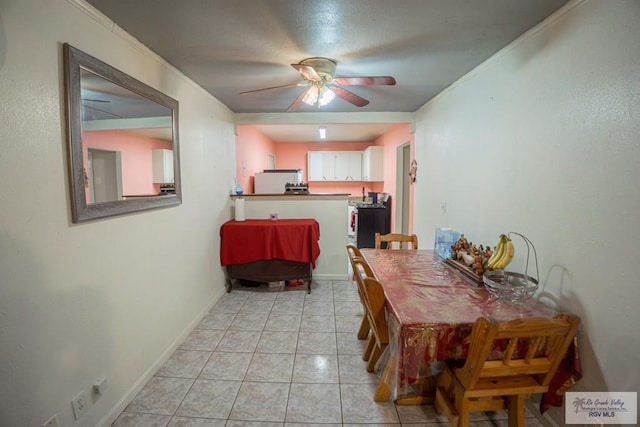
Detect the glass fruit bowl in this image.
<box><xmin>483</xmin><ymin>270</ymin><xmax>538</xmax><ymax>302</ymax></box>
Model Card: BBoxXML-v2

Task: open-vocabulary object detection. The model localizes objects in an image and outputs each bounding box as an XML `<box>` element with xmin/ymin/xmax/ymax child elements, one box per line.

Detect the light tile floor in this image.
<box><xmin>113</xmin><ymin>279</ymin><xmax>545</xmax><ymax>426</ymax></box>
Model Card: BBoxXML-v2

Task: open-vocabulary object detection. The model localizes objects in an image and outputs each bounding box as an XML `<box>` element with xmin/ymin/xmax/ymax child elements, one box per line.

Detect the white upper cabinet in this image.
<box><xmin>152</xmin><ymin>149</ymin><xmax>174</xmax><ymax>183</ymax></box>
<box><xmin>334</xmin><ymin>151</ymin><xmax>362</xmax><ymax>181</ymax></box>
<box><xmin>362</xmin><ymin>146</ymin><xmax>384</xmax><ymax>182</ymax></box>
<box><xmin>308</xmin><ymin>151</ymin><xmax>363</xmax><ymax>181</ymax></box>
<box><xmin>307</xmin><ymin>151</ymin><xmax>324</xmax><ymax>181</ymax></box>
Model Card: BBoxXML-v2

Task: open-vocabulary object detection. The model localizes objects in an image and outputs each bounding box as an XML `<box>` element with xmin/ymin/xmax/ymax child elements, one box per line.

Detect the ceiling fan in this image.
<box><xmin>240</xmin><ymin>57</ymin><xmax>396</xmax><ymax>111</ymax></box>
<box><xmin>81</xmin><ymin>97</ymin><xmax>124</xmax><ymax>119</ymax></box>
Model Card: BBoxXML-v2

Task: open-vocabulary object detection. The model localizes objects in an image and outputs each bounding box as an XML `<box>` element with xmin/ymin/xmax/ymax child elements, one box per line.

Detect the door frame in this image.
<box><xmin>394</xmin><ymin>142</ymin><xmax>411</xmax><ymax>234</ymax></box>
<box><xmin>87</xmin><ymin>148</ymin><xmax>123</xmax><ymax>203</ymax></box>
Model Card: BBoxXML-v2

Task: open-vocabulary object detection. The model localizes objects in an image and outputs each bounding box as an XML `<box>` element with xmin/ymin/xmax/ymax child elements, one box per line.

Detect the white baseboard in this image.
<box><xmin>313</xmin><ymin>273</ymin><xmax>350</xmax><ymax>281</ymax></box>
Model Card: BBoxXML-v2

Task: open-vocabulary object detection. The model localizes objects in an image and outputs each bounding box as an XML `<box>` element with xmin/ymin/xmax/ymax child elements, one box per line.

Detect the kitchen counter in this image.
<box><xmin>230</xmin><ymin>193</ymin><xmax>349</xmax><ymax>199</ymax></box>
<box><xmin>227</xmin><ymin>194</ymin><xmax>349</xmax><ymax>280</ymax></box>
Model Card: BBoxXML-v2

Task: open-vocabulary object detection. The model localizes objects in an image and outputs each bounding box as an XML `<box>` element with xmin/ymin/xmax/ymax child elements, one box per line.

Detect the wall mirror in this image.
<box><xmin>63</xmin><ymin>43</ymin><xmax>181</xmax><ymax>223</ymax></box>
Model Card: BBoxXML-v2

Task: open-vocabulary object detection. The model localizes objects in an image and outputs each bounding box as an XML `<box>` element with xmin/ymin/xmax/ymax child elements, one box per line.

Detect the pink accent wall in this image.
<box><xmin>235</xmin><ymin>125</ymin><xmax>276</xmax><ymax>193</ymax></box>
<box><xmin>83</xmin><ymin>130</ymin><xmax>172</xmax><ymax>197</ymax></box>
<box><xmin>234</xmin><ymin>123</ymin><xmax>413</xmax><ymax>229</ymax></box>
<box><xmin>274</xmin><ymin>141</ymin><xmax>383</xmax><ymax>196</ymax></box>
<box><xmin>374</xmin><ymin>123</ymin><xmax>415</xmax><ymax>233</ymax></box>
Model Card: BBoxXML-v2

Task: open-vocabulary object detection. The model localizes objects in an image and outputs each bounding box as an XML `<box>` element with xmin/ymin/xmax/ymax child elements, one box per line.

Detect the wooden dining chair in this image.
<box><xmin>375</xmin><ymin>232</ymin><xmax>419</xmax><ymax>250</ymax></box>
<box><xmin>346</xmin><ymin>244</ymin><xmax>371</xmax><ymax>340</ymax></box>
<box><xmin>346</xmin><ymin>243</ymin><xmax>363</xmax><ymax>261</ymax></box>
<box><xmin>434</xmin><ymin>313</ymin><xmax>580</xmax><ymax>427</ymax></box>
<box><xmin>353</xmin><ymin>258</ymin><xmax>389</xmax><ymax>372</ymax></box>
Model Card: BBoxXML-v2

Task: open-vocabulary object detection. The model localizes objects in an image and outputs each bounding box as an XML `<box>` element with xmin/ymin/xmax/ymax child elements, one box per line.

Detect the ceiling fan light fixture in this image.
<box><xmin>302</xmin><ymin>84</ymin><xmax>336</xmax><ymax>108</ymax></box>
<box><xmin>318</xmin><ymin>86</ymin><xmax>335</xmax><ymax>107</ymax></box>
<box><xmin>302</xmin><ymin>85</ymin><xmax>319</xmax><ymax>106</ymax></box>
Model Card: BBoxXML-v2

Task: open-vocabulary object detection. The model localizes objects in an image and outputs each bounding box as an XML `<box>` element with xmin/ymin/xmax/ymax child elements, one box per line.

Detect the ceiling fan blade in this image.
<box><xmin>240</xmin><ymin>82</ymin><xmax>306</xmax><ymax>95</ymax></box>
<box><xmin>291</xmin><ymin>63</ymin><xmax>322</xmax><ymax>82</ymax></box>
<box><xmin>330</xmin><ymin>86</ymin><xmax>370</xmax><ymax>107</ymax></box>
<box><xmin>286</xmin><ymin>87</ymin><xmax>311</xmax><ymax>112</ymax></box>
<box><xmin>83</xmin><ymin>98</ymin><xmax>110</xmax><ymax>103</ymax></box>
<box><xmin>333</xmin><ymin>76</ymin><xmax>396</xmax><ymax>86</ymax></box>
<box><xmin>82</xmin><ymin>105</ymin><xmax>122</xmax><ymax>118</ymax></box>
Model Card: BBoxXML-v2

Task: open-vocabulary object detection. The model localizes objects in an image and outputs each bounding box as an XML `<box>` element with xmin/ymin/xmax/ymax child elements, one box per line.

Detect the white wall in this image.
<box><xmin>0</xmin><ymin>0</ymin><xmax>236</xmax><ymax>426</ymax></box>
<box><xmin>413</xmin><ymin>0</ymin><xmax>640</xmax><ymax>423</ymax></box>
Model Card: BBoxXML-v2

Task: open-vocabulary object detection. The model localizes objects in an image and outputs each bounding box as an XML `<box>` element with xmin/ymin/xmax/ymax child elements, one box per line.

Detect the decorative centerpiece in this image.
<box><xmin>483</xmin><ymin>269</ymin><xmax>538</xmax><ymax>302</ymax></box>
<box><xmin>483</xmin><ymin>232</ymin><xmax>539</xmax><ymax>302</ymax></box>
<box><xmin>445</xmin><ymin>231</ymin><xmax>539</xmax><ymax>300</ymax></box>
<box><xmin>445</xmin><ymin>231</ymin><xmax>532</xmax><ymax>284</ymax></box>
<box><xmin>445</xmin><ymin>234</ymin><xmax>498</xmax><ymax>282</ymax></box>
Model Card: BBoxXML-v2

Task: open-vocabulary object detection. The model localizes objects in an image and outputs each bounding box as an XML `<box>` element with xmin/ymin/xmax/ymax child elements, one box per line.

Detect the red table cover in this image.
<box><xmin>361</xmin><ymin>249</ymin><xmax>581</xmax><ymax>411</ymax></box>
<box><xmin>220</xmin><ymin>219</ymin><xmax>321</xmax><ymax>268</ymax></box>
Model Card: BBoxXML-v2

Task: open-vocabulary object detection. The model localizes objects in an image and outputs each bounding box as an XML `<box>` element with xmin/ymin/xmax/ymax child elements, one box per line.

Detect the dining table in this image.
<box><xmin>359</xmin><ymin>248</ymin><xmax>581</xmax><ymax>411</ymax></box>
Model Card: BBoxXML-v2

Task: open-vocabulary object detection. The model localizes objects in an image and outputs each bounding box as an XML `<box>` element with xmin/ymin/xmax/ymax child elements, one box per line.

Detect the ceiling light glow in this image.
<box><xmin>318</xmin><ymin>86</ymin><xmax>335</xmax><ymax>106</ymax></box>
<box><xmin>302</xmin><ymin>84</ymin><xmax>335</xmax><ymax>108</ymax></box>
<box><xmin>318</xmin><ymin>126</ymin><xmax>327</xmax><ymax>139</ymax></box>
<box><xmin>302</xmin><ymin>85</ymin><xmax>319</xmax><ymax>106</ymax></box>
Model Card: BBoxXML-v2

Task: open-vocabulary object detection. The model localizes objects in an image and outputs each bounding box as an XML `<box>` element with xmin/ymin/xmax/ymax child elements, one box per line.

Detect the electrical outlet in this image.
<box><xmin>93</xmin><ymin>377</ymin><xmax>108</xmax><ymax>395</ymax></box>
<box><xmin>42</xmin><ymin>414</ymin><xmax>59</xmax><ymax>427</ymax></box>
<box><xmin>71</xmin><ymin>390</ymin><xmax>88</xmax><ymax>420</ymax></box>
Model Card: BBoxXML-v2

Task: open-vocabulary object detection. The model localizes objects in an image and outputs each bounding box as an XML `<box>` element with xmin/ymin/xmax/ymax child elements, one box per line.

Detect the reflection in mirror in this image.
<box><xmin>64</xmin><ymin>43</ymin><xmax>181</xmax><ymax>223</ymax></box>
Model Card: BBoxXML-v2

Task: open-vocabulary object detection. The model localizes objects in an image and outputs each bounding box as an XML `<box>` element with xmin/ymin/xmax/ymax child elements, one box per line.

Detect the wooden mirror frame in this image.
<box><xmin>63</xmin><ymin>43</ymin><xmax>181</xmax><ymax>223</ymax></box>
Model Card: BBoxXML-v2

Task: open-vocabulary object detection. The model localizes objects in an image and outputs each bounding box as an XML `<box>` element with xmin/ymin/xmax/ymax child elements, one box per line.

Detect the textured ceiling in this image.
<box><xmin>84</xmin><ymin>0</ymin><xmax>569</xmax><ymax>141</ymax></box>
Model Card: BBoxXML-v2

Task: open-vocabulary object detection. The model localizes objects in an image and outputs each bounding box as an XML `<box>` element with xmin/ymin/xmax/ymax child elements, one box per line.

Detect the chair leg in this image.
<box><xmin>363</xmin><ymin>335</ymin><xmax>375</xmax><ymax>361</ymax></box>
<box><xmin>367</xmin><ymin>345</ymin><xmax>383</xmax><ymax>372</ymax></box>
<box><xmin>374</xmin><ymin>378</ymin><xmax>391</xmax><ymax>402</ymax></box>
<box><xmin>357</xmin><ymin>315</ymin><xmax>370</xmax><ymax>340</ymax></box>
<box><xmin>455</xmin><ymin>389</ymin><xmax>470</xmax><ymax>427</ymax></box>
<box><xmin>507</xmin><ymin>396</ymin><xmax>526</xmax><ymax>427</ymax></box>
<box><xmin>374</xmin><ymin>353</ymin><xmax>396</xmax><ymax>402</ymax></box>
<box><xmin>434</xmin><ymin>386</ymin><xmax>459</xmax><ymax>425</ymax></box>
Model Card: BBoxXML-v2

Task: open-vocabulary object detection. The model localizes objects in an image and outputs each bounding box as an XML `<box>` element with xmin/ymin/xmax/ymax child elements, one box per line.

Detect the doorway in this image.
<box><xmin>395</xmin><ymin>143</ymin><xmax>411</xmax><ymax>234</ymax></box>
<box><xmin>87</xmin><ymin>148</ymin><xmax>123</xmax><ymax>203</ymax></box>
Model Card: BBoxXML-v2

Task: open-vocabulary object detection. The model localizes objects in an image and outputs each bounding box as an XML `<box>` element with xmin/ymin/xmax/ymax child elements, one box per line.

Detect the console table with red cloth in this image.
<box><xmin>220</xmin><ymin>219</ymin><xmax>321</xmax><ymax>293</ymax></box>
<box><xmin>360</xmin><ymin>248</ymin><xmax>581</xmax><ymax>411</ymax></box>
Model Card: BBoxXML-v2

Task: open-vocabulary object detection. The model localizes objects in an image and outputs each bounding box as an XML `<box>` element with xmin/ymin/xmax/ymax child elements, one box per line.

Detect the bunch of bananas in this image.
<box><xmin>487</xmin><ymin>234</ymin><xmax>514</xmax><ymax>270</ymax></box>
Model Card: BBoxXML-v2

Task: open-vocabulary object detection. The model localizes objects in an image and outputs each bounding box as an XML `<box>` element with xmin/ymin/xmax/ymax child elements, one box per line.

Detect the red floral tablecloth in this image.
<box><xmin>361</xmin><ymin>249</ymin><xmax>580</xmax><ymax>410</ymax></box>
<box><xmin>220</xmin><ymin>219</ymin><xmax>320</xmax><ymax>267</ymax></box>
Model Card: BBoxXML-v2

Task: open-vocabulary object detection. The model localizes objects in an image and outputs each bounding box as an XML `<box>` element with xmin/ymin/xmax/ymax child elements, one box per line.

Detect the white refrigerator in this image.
<box><xmin>254</xmin><ymin>169</ymin><xmax>303</xmax><ymax>194</ymax></box>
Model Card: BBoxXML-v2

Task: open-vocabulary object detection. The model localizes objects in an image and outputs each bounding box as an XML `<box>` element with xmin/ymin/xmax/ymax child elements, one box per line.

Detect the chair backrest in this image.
<box><xmin>375</xmin><ymin>232</ymin><xmax>419</xmax><ymax>250</ymax></box>
<box><xmin>353</xmin><ymin>258</ymin><xmax>388</xmax><ymax>345</ymax></box>
<box><xmin>350</xmin><ymin>254</ymin><xmax>374</xmax><ymax>302</ymax></box>
<box><xmin>346</xmin><ymin>244</ymin><xmax>363</xmax><ymax>263</ymax></box>
<box><xmin>456</xmin><ymin>314</ymin><xmax>580</xmax><ymax>390</ymax></box>
<box><xmin>351</xmin><ymin>256</ymin><xmax>374</xmax><ymax>291</ymax></box>
<box><xmin>346</xmin><ymin>244</ymin><xmax>364</xmax><ymax>281</ymax></box>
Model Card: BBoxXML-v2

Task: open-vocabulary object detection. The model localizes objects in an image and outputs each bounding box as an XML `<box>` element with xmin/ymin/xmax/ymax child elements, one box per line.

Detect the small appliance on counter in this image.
<box><xmin>158</xmin><ymin>184</ymin><xmax>175</xmax><ymax>195</ymax></box>
<box><xmin>254</xmin><ymin>169</ymin><xmax>303</xmax><ymax>194</ymax></box>
<box><xmin>284</xmin><ymin>182</ymin><xmax>309</xmax><ymax>194</ymax></box>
